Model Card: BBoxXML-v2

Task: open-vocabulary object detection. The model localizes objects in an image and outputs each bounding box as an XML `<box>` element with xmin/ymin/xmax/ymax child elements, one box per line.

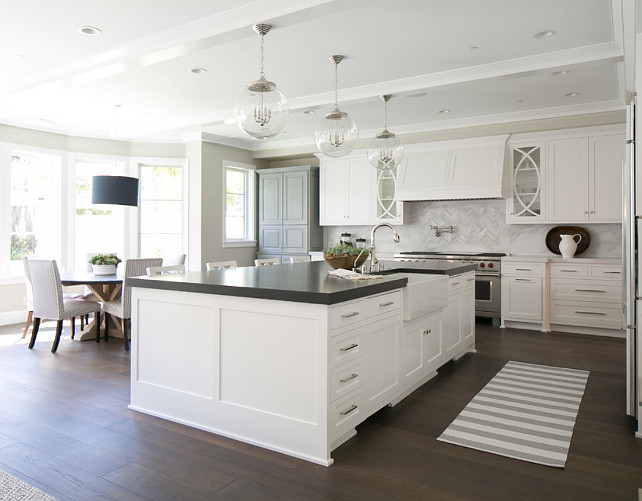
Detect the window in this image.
<box><xmin>139</xmin><ymin>164</ymin><xmax>184</xmax><ymax>258</ymax></box>
<box><xmin>223</xmin><ymin>162</ymin><xmax>256</xmax><ymax>247</ymax></box>
<box><xmin>8</xmin><ymin>151</ymin><xmax>61</xmax><ymax>274</ymax></box>
<box><xmin>74</xmin><ymin>160</ymin><xmax>125</xmax><ymax>271</ymax></box>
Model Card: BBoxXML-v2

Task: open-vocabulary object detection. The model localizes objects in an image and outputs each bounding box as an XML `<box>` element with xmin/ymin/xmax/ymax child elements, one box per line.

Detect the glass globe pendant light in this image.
<box><xmin>367</xmin><ymin>94</ymin><xmax>404</xmax><ymax>170</ymax></box>
<box><xmin>315</xmin><ymin>55</ymin><xmax>358</xmax><ymax>157</ymax></box>
<box><xmin>235</xmin><ymin>23</ymin><xmax>288</xmax><ymax>139</ymax></box>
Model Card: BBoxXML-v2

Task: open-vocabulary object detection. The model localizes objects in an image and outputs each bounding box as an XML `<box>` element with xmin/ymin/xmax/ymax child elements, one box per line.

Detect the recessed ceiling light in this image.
<box><xmin>533</xmin><ymin>30</ymin><xmax>555</xmax><ymax>39</ymax></box>
<box><xmin>468</xmin><ymin>46</ymin><xmax>479</xmax><ymax>51</ymax></box>
<box><xmin>564</xmin><ymin>92</ymin><xmax>580</xmax><ymax>97</ymax></box>
<box><xmin>551</xmin><ymin>70</ymin><xmax>569</xmax><ymax>76</ymax></box>
<box><xmin>79</xmin><ymin>26</ymin><xmax>101</xmax><ymax>36</ymax></box>
<box><xmin>438</xmin><ymin>109</ymin><xmax>451</xmax><ymax>114</ymax></box>
<box><xmin>189</xmin><ymin>67</ymin><xmax>207</xmax><ymax>74</ymax></box>
<box><xmin>302</xmin><ymin>109</ymin><xmax>317</xmax><ymax>114</ymax></box>
<box><xmin>15</xmin><ymin>53</ymin><xmax>25</xmax><ymax>58</ymax></box>
<box><xmin>515</xmin><ymin>99</ymin><xmax>523</xmax><ymax>103</ymax></box>
<box><xmin>406</xmin><ymin>92</ymin><xmax>427</xmax><ymax>98</ymax></box>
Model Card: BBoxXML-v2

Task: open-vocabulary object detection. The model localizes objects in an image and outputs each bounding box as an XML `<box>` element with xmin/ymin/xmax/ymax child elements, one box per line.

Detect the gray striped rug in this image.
<box><xmin>437</xmin><ymin>360</ymin><xmax>589</xmax><ymax>468</ymax></box>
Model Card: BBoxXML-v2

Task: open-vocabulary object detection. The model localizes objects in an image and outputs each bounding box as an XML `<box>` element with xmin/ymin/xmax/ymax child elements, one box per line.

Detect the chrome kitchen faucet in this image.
<box><xmin>369</xmin><ymin>223</ymin><xmax>400</xmax><ymax>272</ymax></box>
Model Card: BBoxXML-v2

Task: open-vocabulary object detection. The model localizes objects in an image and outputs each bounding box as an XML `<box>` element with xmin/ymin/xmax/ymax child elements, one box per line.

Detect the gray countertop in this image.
<box><xmin>128</xmin><ymin>260</ymin><xmax>476</xmax><ymax>305</ymax></box>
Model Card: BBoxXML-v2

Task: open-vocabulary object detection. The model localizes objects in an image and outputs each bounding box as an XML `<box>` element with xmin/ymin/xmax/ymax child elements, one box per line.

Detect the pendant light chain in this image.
<box><xmin>334</xmin><ymin>59</ymin><xmax>339</xmax><ymax>109</ymax></box>
<box><xmin>259</xmin><ymin>32</ymin><xmax>265</xmax><ymax>79</ymax></box>
<box><xmin>383</xmin><ymin>97</ymin><xmax>388</xmax><ymax>130</ymax></box>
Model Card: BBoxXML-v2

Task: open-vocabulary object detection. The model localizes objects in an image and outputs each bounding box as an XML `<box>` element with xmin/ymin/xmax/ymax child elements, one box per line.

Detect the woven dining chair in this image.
<box><xmin>254</xmin><ymin>258</ymin><xmax>280</xmax><ymax>266</ymax></box>
<box><xmin>103</xmin><ymin>258</ymin><xmax>162</xmax><ymax>351</ymax></box>
<box><xmin>26</xmin><ymin>259</ymin><xmax>102</xmax><ymax>353</ymax></box>
<box><xmin>146</xmin><ymin>264</ymin><xmax>185</xmax><ymax>276</ymax></box>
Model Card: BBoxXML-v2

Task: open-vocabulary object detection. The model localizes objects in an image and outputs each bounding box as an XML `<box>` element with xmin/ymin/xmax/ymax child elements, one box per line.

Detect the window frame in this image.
<box><xmin>222</xmin><ymin>161</ymin><xmax>256</xmax><ymax>248</ymax></box>
<box><xmin>136</xmin><ymin>158</ymin><xmax>188</xmax><ymax>260</ymax></box>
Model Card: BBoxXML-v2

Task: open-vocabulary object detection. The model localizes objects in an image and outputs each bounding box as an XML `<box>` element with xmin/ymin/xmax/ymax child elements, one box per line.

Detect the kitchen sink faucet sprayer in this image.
<box><xmin>369</xmin><ymin>223</ymin><xmax>400</xmax><ymax>272</ymax></box>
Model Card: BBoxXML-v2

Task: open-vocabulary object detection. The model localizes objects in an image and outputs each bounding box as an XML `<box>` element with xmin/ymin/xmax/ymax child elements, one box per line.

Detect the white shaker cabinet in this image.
<box><xmin>501</xmin><ymin>260</ymin><xmax>546</xmax><ymax>330</ymax></box>
<box><xmin>547</xmin><ymin>137</ymin><xmax>589</xmax><ymax>222</ymax></box>
<box><xmin>319</xmin><ymin>157</ymin><xmax>373</xmax><ymax>225</ymax></box>
<box><xmin>400</xmin><ymin>311</ymin><xmax>443</xmax><ymax>388</ymax></box>
<box><xmin>442</xmin><ymin>273</ymin><xmax>475</xmax><ymax>361</ymax></box>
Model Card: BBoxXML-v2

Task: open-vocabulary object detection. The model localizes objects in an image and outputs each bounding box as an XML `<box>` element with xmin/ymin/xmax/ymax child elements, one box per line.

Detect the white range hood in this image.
<box><xmin>395</xmin><ymin>135</ymin><xmax>509</xmax><ymax>201</ymax></box>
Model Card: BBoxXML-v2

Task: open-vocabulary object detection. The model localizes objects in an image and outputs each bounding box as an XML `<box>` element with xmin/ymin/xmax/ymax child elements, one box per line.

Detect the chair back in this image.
<box><xmin>122</xmin><ymin>258</ymin><xmax>162</xmax><ymax>317</ymax></box>
<box><xmin>22</xmin><ymin>256</ymin><xmax>34</xmax><ymax>310</ymax></box>
<box><xmin>254</xmin><ymin>258</ymin><xmax>280</xmax><ymax>266</ymax></box>
<box><xmin>206</xmin><ymin>260</ymin><xmax>237</xmax><ymax>270</ymax></box>
<box><xmin>162</xmin><ymin>253</ymin><xmax>186</xmax><ymax>266</ymax></box>
<box><xmin>27</xmin><ymin>259</ymin><xmax>64</xmax><ymax>320</ymax></box>
<box><xmin>146</xmin><ymin>264</ymin><xmax>185</xmax><ymax>276</ymax></box>
<box><xmin>289</xmin><ymin>255</ymin><xmax>311</xmax><ymax>263</ymax></box>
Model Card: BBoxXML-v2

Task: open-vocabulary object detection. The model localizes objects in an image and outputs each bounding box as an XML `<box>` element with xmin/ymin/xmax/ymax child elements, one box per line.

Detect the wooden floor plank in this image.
<box><xmin>0</xmin><ymin>322</ymin><xmax>640</xmax><ymax>500</ymax></box>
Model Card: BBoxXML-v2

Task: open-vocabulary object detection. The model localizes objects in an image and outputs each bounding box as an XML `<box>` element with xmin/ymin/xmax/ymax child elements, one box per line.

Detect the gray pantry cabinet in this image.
<box><xmin>258</xmin><ymin>166</ymin><xmax>323</xmax><ymax>262</ymax></box>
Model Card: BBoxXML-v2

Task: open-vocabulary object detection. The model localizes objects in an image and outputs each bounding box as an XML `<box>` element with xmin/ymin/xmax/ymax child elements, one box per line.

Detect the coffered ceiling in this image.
<box><xmin>0</xmin><ymin>0</ymin><xmax>630</xmax><ymax>153</ymax></box>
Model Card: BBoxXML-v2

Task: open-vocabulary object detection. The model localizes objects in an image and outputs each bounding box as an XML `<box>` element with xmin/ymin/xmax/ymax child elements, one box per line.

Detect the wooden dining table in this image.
<box><xmin>60</xmin><ymin>271</ymin><xmax>124</xmax><ymax>341</ymax></box>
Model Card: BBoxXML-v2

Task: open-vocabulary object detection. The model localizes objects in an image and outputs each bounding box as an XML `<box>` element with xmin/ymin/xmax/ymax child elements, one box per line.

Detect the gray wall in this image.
<box><xmin>326</xmin><ymin>199</ymin><xmax>621</xmax><ymax>259</ymax></box>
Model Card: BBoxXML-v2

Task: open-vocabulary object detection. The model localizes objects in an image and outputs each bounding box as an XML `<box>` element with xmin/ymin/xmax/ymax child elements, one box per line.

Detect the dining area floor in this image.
<box><xmin>0</xmin><ymin>321</ymin><xmax>640</xmax><ymax>500</ymax></box>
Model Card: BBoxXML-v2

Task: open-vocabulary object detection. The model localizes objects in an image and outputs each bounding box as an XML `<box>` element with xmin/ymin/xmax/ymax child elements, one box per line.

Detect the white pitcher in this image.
<box><xmin>559</xmin><ymin>234</ymin><xmax>582</xmax><ymax>258</ymax></box>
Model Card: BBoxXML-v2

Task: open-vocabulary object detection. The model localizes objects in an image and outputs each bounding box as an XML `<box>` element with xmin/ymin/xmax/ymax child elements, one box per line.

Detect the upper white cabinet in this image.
<box><xmin>395</xmin><ymin>135</ymin><xmax>509</xmax><ymax>201</ymax></box>
<box><xmin>507</xmin><ymin>126</ymin><xmax>625</xmax><ymax>224</ymax></box>
<box><xmin>318</xmin><ymin>153</ymin><xmax>405</xmax><ymax>226</ymax></box>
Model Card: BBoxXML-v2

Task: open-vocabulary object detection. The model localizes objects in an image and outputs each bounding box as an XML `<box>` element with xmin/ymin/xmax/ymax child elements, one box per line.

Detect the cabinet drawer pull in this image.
<box><xmin>515</xmin><ymin>278</ymin><xmax>531</xmax><ymax>282</ymax></box>
<box><xmin>379</xmin><ymin>301</ymin><xmax>395</xmax><ymax>307</ymax></box>
<box><xmin>604</xmin><ymin>271</ymin><xmax>621</xmax><ymax>274</ymax></box>
<box><xmin>340</xmin><ymin>404</ymin><xmax>358</xmax><ymax>416</ymax></box>
<box><xmin>575</xmin><ymin>289</ymin><xmax>606</xmax><ymax>293</ymax></box>
<box><xmin>340</xmin><ymin>343</ymin><xmax>359</xmax><ymax>352</ymax></box>
<box><xmin>451</xmin><ymin>282</ymin><xmax>461</xmax><ymax>286</ymax></box>
<box><xmin>341</xmin><ymin>311</ymin><xmax>360</xmax><ymax>318</ymax></box>
<box><xmin>560</xmin><ymin>269</ymin><xmax>578</xmax><ymax>272</ymax></box>
<box><xmin>575</xmin><ymin>311</ymin><xmax>606</xmax><ymax>315</ymax></box>
<box><xmin>515</xmin><ymin>268</ymin><xmax>532</xmax><ymax>271</ymax></box>
<box><xmin>467</xmin><ymin>278</ymin><xmax>475</xmax><ymax>282</ymax></box>
<box><xmin>339</xmin><ymin>373</ymin><xmax>358</xmax><ymax>383</ymax></box>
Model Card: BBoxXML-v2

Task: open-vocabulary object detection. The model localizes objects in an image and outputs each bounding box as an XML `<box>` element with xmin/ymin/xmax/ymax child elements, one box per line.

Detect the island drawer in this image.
<box><xmin>364</xmin><ymin>290</ymin><xmax>401</xmax><ymax>319</ymax></box>
<box><xmin>330</xmin><ymin>361</ymin><xmax>362</xmax><ymax>401</ymax></box>
<box><xmin>330</xmin><ymin>388</ymin><xmax>363</xmax><ymax>436</ymax></box>
<box><xmin>330</xmin><ymin>329</ymin><xmax>363</xmax><ymax>367</ymax></box>
<box><xmin>330</xmin><ymin>300</ymin><xmax>366</xmax><ymax>330</ymax></box>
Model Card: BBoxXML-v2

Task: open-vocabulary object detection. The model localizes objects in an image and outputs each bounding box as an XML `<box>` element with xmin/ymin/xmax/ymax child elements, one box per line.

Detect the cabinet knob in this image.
<box><xmin>423</xmin><ymin>328</ymin><xmax>432</xmax><ymax>334</ymax></box>
<box><xmin>590</xmin><ymin>211</ymin><xmax>595</xmax><ymax>214</ymax></box>
<box><xmin>584</xmin><ymin>210</ymin><xmax>589</xmax><ymax>214</ymax></box>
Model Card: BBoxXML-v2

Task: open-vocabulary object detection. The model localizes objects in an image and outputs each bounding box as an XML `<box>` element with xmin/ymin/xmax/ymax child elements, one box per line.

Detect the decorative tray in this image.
<box><xmin>545</xmin><ymin>226</ymin><xmax>591</xmax><ymax>256</ymax></box>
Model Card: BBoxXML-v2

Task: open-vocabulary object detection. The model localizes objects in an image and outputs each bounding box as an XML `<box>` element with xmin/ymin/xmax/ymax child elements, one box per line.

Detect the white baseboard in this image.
<box><xmin>0</xmin><ymin>310</ymin><xmax>27</xmax><ymax>327</ymax></box>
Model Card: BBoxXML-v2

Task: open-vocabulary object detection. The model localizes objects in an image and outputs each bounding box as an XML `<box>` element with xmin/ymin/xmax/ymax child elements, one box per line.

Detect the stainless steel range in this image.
<box><xmin>394</xmin><ymin>251</ymin><xmax>506</xmax><ymax>325</ymax></box>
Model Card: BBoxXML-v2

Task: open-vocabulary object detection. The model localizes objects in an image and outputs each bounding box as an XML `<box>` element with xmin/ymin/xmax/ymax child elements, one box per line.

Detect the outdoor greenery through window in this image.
<box><xmin>10</xmin><ymin>152</ymin><xmax>60</xmax><ymax>263</ymax></box>
<box><xmin>224</xmin><ymin>164</ymin><xmax>255</xmax><ymax>244</ymax></box>
<box><xmin>139</xmin><ymin>165</ymin><xmax>184</xmax><ymax>258</ymax></box>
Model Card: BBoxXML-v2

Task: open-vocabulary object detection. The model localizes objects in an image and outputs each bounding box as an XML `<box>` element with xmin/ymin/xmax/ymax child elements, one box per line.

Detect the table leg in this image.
<box><xmin>72</xmin><ymin>283</ymin><xmax>124</xmax><ymax>341</ymax></box>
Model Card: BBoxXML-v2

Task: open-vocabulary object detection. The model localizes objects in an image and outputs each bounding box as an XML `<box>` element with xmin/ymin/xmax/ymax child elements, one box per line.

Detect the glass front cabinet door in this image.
<box><xmin>375</xmin><ymin>165</ymin><xmax>404</xmax><ymax>224</ymax></box>
<box><xmin>507</xmin><ymin>143</ymin><xmax>545</xmax><ymax>223</ymax></box>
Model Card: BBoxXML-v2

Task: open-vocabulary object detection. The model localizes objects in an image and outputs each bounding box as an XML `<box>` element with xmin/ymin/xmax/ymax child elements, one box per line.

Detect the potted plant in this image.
<box><xmin>323</xmin><ymin>243</ymin><xmax>369</xmax><ymax>270</ymax></box>
<box><xmin>89</xmin><ymin>253</ymin><xmax>122</xmax><ymax>275</ymax></box>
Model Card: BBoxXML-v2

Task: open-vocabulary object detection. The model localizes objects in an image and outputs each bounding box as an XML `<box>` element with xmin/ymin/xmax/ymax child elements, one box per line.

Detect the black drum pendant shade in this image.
<box><xmin>92</xmin><ymin>175</ymin><xmax>139</xmax><ymax>207</ymax></box>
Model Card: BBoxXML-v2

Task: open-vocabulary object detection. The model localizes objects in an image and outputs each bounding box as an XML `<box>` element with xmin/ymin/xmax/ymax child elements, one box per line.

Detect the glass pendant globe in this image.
<box><xmin>314</xmin><ymin>110</ymin><xmax>359</xmax><ymax>158</ymax></box>
<box><xmin>367</xmin><ymin>132</ymin><xmax>404</xmax><ymax>171</ymax></box>
<box><xmin>235</xmin><ymin>82</ymin><xmax>288</xmax><ymax>140</ymax></box>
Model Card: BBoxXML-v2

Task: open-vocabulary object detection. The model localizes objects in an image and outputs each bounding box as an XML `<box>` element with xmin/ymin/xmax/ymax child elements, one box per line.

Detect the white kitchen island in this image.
<box><xmin>128</xmin><ymin>261</ymin><xmax>475</xmax><ymax>466</ymax></box>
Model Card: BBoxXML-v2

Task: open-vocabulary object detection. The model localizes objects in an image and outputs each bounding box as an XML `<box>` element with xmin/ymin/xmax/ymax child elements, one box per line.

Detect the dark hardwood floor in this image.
<box><xmin>0</xmin><ymin>321</ymin><xmax>640</xmax><ymax>500</ymax></box>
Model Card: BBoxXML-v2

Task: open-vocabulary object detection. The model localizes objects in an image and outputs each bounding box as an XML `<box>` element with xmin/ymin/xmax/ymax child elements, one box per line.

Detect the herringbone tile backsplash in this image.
<box><xmin>326</xmin><ymin>199</ymin><xmax>621</xmax><ymax>258</ymax></box>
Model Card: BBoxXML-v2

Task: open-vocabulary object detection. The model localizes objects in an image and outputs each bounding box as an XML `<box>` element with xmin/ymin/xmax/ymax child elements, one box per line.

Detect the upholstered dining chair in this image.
<box><xmin>289</xmin><ymin>255</ymin><xmax>311</xmax><ymax>263</ymax></box>
<box><xmin>146</xmin><ymin>264</ymin><xmax>185</xmax><ymax>276</ymax></box>
<box><xmin>102</xmin><ymin>257</ymin><xmax>162</xmax><ymax>351</ymax></box>
<box><xmin>205</xmin><ymin>260</ymin><xmax>237</xmax><ymax>270</ymax></box>
<box><xmin>26</xmin><ymin>259</ymin><xmax>102</xmax><ymax>353</ymax></box>
<box><xmin>254</xmin><ymin>258</ymin><xmax>280</xmax><ymax>266</ymax></box>
<box><xmin>161</xmin><ymin>253</ymin><xmax>186</xmax><ymax>266</ymax></box>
